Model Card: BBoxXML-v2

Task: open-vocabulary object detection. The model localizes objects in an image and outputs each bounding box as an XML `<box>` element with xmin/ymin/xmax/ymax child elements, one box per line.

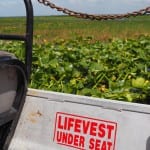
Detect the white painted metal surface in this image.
<box><xmin>9</xmin><ymin>89</ymin><xmax>150</xmax><ymax>150</ymax></box>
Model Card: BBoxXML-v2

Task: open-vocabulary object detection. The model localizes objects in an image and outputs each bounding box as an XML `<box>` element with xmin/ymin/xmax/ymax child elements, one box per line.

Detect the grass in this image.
<box><xmin>0</xmin><ymin>15</ymin><xmax>149</xmax><ymax>103</ymax></box>
<box><xmin>0</xmin><ymin>15</ymin><xmax>150</xmax><ymax>42</ymax></box>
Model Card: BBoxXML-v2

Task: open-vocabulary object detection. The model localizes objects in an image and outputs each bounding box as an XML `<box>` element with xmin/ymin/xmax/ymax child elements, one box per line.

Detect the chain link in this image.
<box><xmin>37</xmin><ymin>0</ymin><xmax>150</xmax><ymax>20</ymax></box>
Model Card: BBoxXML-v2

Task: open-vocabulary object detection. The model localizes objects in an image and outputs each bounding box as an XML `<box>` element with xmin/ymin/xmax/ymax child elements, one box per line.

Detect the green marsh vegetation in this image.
<box><xmin>0</xmin><ymin>15</ymin><xmax>150</xmax><ymax>103</ymax></box>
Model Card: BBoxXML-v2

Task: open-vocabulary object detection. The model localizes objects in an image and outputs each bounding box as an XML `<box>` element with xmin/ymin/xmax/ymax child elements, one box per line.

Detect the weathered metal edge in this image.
<box><xmin>27</xmin><ymin>88</ymin><xmax>150</xmax><ymax>114</ymax></box>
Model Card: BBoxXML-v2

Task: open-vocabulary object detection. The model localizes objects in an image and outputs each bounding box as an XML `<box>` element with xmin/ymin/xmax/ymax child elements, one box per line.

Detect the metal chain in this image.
<box><xmin>37</xmin><ymin>0</ymin><xmax>150</xmax><ymax>20</ymax></box>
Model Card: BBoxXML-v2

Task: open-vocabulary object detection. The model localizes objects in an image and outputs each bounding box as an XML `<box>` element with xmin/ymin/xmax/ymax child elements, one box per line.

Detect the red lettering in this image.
<box><xmin>68</xmin><ymin>133</ymin><xmax>73</xmax><ymax>144</ymax></box>
<box><xmin>62</xmin><ymin>132</ymin><xmax>68</xmax><ymax>143</ymax></box>
<box><xmin>68</xmin><ymin>117</ymin><xmax>74</xmax><ymax>130</ymax></box>
<box><xmin>74</xmin><ymin>119</ymin><xmax>81</xmax><ymax>133</ymax></box>
<box><xmin>74</xmin><ymin>135</ymin><xmax>79</xmax><ymax>146</ymax></box>
<box><xmin>56</xmin><ymin>131</ymin><xmax>61</xmax><ymax>142</ymax></box>
<box><xmin>98</xmin><ymin>124</ymin><xmax>106</xmax><ymax>138</ymax></box>
<box><xmin>57</xmin><ymin>116</ymin><xmax>63</xmax><ymax>129</ymax></box>
<box><xmin>73</xmin><ymin>135</ymin><xmax>85</xmax><ymax>148</ymax></box>
<box><xmin>79</xmin><ymin>136</ymin><xmax>85</xmax><ymax>148</ymax></box>
<box><xmin>83</xmin><ymin>120</ymin><xmax>90</xmax><ymax>134</ymax></box>
<box><xmin>64</xmin><ymin>117</ymin><xmax>67</xmax><ymax>130</ymax></box>
<box><xmin>90</xmin><ymin>122</ymin><xmax>97</xmax><ymax>136</ymax></box>
<box><xmin>95</xmin><ymin>139</ymin><xmax>101</xmax><ymax>150</ymax></box>
<box><xmin>107</xmin><ymin>125</ymin><xmax>114</xmax><ymax>139</ymax></box>
<box><xmin>101</xmin><ymin>141</ymin><xmax>106</xmax><ymax>150</ymax></box>
<box><xmin>55</xmin><ymin>113</ymin><xmax>117</xmax><ymax>150</ymax></box>
<box><xmin>89</xmin><ymin>139</ymin><xmax>111</xmax><ymax>150</ymax></box>
<box><xmin>56</xmin><ymin>131</ymin><xmax>85</xmax><ymax>149</ymax></box>
<box><xmin>107</xmin><ymin>142</ymin><xmax>113</xmax><ymax>150</ymax></box>
<box><xmin>89</xmin><ymin>138</ymin><xmax>95</xmax><ymax>149</ymax></box>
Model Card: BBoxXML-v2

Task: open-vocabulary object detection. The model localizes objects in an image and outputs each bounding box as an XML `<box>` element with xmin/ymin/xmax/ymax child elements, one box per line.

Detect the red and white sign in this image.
<box><xmin>53</xmin><ymin>112</ymin><xmax>117</xmax><ymax>150</ymax></box>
